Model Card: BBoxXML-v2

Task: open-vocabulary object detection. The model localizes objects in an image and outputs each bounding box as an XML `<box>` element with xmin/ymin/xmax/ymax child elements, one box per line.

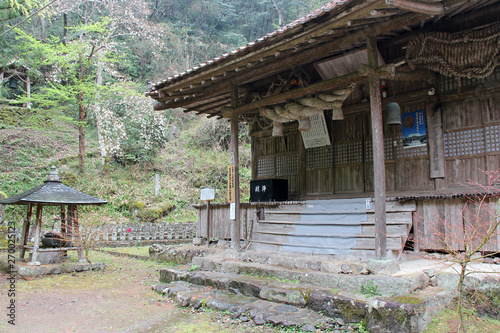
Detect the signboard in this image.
<box><xmin>402</xmin><ymin>109</ymin><xmax>427</xmax><ymax>148</ymax></box>
<box><xmin>200</xmin><ymin>187</ymin><xmax>215</xmax><ymax>201</ymax></box>
<box><xmin>300</xmin><ymin>112</ymin><xmax>331</xmax><ymax>149</ymax></box>
<box><xmin>227</xmin><ymin>164</ymin><xmax>235</xmax><ymax>203</ymax></box>
<box><xmin>230</xmin><ymin>202</ymin><xmax>235</xmax><ymax>220</ymax></box>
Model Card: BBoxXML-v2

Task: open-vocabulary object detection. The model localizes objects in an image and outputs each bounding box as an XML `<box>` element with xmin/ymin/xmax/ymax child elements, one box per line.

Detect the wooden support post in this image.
<box><xmin>230</xmin><ymin>83</ymin><xmax>241</xmax><ymax>250</ymax></box>
<box><xmin>30</xmin><ymin>204</ymin><xmax>43</xmax><ymax>264</ymax></box>
<box><xmin>72</xmin><ymin>205</ymin><xmax>84</xmax><ymax>261</ymax></box>
<box><xmin>60</xmin><ymin>205</ymin><xmax>67</xmax><ymax>236</ymax></box>
<box><xmin>19</xmin><ymin>203</ymin><xmax>33</xmax><ymax>259</ymax></box>
<box><xmin>206</xmin><ymin>200</ymin><xmax>211</xmax><ymax>242</ymax></box>
<box><xmin>426</xmin><ymin>102</ymin><xmax>445</xmax><ymax>191</ymax></box>
<box><xmin>367</xmin><ymin>35</ymin><xmax>387</xmax><ymax>259</ymax></box>
<box><xmin>67</xmin><ymin>204</ymin><xmax>74</xmax><ymax>241</ymax></box>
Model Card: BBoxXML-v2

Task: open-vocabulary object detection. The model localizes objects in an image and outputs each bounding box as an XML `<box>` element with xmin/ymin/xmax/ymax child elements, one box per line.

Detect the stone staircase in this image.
<box><xmin>248</xmin><ymin>199</ymin><xmax>415</xmax><ymax>259</ymax></box>
<box><xmin>156</xmin><ymin>249</ymin><xmax>455</xmax><ymax>333</ymax></box>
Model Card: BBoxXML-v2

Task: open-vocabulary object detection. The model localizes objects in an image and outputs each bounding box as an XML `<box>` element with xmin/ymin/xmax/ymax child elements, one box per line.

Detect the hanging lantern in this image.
<box><xmin>385</xmin><ymin>101</ymin><xmax>402</xmax><ymax>125</ymax></box>
<box><xmin>8</xmin><ymin>77</ymin><xmax>18</xmax><ymax>89</ymax></box>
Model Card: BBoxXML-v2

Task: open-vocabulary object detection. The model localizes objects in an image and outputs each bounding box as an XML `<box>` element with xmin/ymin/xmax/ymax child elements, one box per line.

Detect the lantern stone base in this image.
<box><xmin>29</xmin><ymin>251</ymin><xmax>63</xmax><ymax>265</ymax></box>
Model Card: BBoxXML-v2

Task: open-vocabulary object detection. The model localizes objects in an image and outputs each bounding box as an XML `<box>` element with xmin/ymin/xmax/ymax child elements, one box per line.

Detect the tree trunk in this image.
<box><xmin>457</xmin><ymin>260</ymin><xmax>468</xmax><ymax>333</ymax></box>
<box><xmin>94</xmin><ymin>60</ymin><xmax>107</xmax><ymax>165</ymax></box>
<box><xmin>78</xmin><ymin>90</ymin><xmax>86</xmax><ymax>174</ymax></box>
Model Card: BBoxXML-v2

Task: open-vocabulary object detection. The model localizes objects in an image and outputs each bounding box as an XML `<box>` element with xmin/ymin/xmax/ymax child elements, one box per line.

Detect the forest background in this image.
<box><xmin>0</xmin><ymin>0</ymin><xmax>329</xmax><ymax>228</ymax></box>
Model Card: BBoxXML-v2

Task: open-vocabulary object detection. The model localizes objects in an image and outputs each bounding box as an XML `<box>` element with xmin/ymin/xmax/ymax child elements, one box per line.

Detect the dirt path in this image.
<box><xmin>0</xmin><ymin>251</ymin><xmax>280</xmax><ymax>333</ymax></box>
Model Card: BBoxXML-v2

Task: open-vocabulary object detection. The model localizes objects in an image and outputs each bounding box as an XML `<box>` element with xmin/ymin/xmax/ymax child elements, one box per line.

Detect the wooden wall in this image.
<box><xmin>251</xmin><ymin>71</ymin><xmax>500</xmax><ymax>200</ymax></box>
<box><xmin>415</xmin><ymin>197</ymin><xmax>500</xmax><ymax>253</ymax></box>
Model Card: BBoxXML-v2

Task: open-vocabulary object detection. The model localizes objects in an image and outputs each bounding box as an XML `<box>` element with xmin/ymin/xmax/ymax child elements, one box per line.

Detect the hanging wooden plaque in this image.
<box><xmin>227</xmin><ymin>164</ymin><xmax>235</xmax><ymax>203</ymax></box>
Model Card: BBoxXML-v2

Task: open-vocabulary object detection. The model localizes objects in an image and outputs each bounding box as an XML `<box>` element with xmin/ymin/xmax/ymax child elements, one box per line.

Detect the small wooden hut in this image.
<box><xmin>148</xmin><ymin>0</ymin><xmax>500</xmax><ymax>259</ymax></box>
<box><xmin>1</xmin><ymin>60</ymin><xmax>33</xmax><ymax>108</ymax></box>
<box><xmin>0</xmin><ymin>166</ymin><xmax>107</xmax><ymax>264</ymax></box>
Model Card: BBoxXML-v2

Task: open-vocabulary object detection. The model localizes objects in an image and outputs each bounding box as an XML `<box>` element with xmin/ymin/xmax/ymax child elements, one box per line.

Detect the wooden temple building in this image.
<box><xmin>148</xmin><ymin>0</ymin><xmax>500</xmax><ymax>259</ymax></box>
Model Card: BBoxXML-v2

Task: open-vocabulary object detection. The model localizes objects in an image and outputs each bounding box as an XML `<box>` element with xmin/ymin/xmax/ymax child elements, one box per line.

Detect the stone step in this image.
<box><xmin>157</xmin><ymin>264</ymin><xmax>454</xmax><ymax>333</ymax></box>
<box><xmin>247</xmin><ymin>240</ymin><xmax>359</xmax><ymax>256</ymax></box>
<box><xmin>155</xmin><ymin>280</ymin><xmax>334</xmax><ymax>331</ymax></box>
<box><xmin>191</xmin><ymin>255</ymin><xmax>428</xmax><ymax>296</ymax></box>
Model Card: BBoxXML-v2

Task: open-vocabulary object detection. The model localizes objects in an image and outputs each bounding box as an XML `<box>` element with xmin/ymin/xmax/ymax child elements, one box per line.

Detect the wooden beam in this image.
<box><xmin>385</xmin><ymin>0</ymin><xmax>445</xmax><ymax>15</ymax></box>
<box><xmin>367</xmin><ymin>35</ymin><xmax>387</xmax><ymax>259</ymax></box>
<box><xmin>234</xmin><ymin>71</ymin><xmax>365</xmax><ymax>114</ymax></box>
<box><xmin>230</xmin><ymin>84</ymin><xmax>241</xmax><ymax>250</ymax></box>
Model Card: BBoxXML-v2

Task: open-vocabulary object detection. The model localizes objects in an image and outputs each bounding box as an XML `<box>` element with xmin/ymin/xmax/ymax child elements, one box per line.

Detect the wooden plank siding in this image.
<box><xmin>415</xmin><ymin>198</ymin><xmax>500</xmax><ymax>253</ymax></box>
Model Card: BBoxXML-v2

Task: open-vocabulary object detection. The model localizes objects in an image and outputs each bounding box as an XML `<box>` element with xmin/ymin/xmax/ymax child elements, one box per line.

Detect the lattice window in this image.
<box><xmin>444</xmin><ymin>128</ymin><xmax>485</xmax><ymax>157</ymax></box>
<box><xmin>334</xmin><ymin>141</ymin><xmax>362</xmax><ymax>165</ymax></box>
<box><xmin>257</xmin><ymin>157</ymin><xmax>275</xmax><ymax>177</ymax></box>
<box><xmin>364</xmin><ymin>137</ymin><xmax>395</xmax><ymax>162</ymax></box>
<box><xmin>485</xmin><ymin>124</ymin><xmax>500</xmax><ymax>153</ymax></box>
<box><xmin>307</xmin><ymin>146</ymin><xmax>332</xmax><ymax>169</ymax></box>
<box><xmin>276</xmin><ymin>153</ymin><xmax>299</xmax><ymax>174</ymax></box>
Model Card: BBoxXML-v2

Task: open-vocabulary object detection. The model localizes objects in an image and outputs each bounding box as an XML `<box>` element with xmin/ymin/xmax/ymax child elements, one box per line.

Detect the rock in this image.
<box><xmin>254</xmin><ymin>316</ymin><xmax>265</xmax><ymax>325</ymax></box>
<box><xmin>336</xmin><ymin>318</ymin><xmax>346</xmax><ymax>326</ymax></box>
<box><xmin>274</xmin><ymin>304</ymin><xmax>299</xmax><ymax>313</ymax></box>
<box><xmin>193</xmin><ymin>237</ymin><xmax>206</xmax><ymax>246</ymax></box>
<box><xmin>216</xmin><ymin>240</ymin><xmax>230</xmax><ymax>248</ymax></box>
<box><xmin>301</xmin><ymin>324</ymin><xmax>315</xmax><ymax>332</ymax></box>
<box><xmin>411</xmin><ymin>273</ymin><xmax>430</xmax><ymax>291</ymax></box>
<box><xmin>340</xmin><ymin>264</ymin><xmax>353</xmax><ymax>274</ymax></box>
<box><xmin>266</xmin><ymin>315</ymin><xmax>284</xmax><ymax>325</ymax></box>
<box><xmin>240</xmin><ymin>316</ymin><xmax>249</xmax><ymax>322</ymax></box>
<box><xmin>259</xmin><ymin>285</ymin><xmax>306</xmax><ymax>306</ymax></box>
<box><xmin>424</xmin><ymin>269</ymin><xmax>435</xmax><ymax>278</ymax></box>
<box><xmin>366</xmin><ymin>259</ymin><xmax>400</xmax><ymax>275</ymax></box>
<box><xmin>430</xmin><ymin>276</ymin><xmax>437</xmax><ymax>286</ymax></box>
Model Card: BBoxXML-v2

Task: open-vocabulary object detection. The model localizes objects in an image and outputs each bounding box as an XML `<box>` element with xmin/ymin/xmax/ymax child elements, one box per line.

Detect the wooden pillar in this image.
<box><xmin>29</xmin><ymin>204</ymin><xmax>43</xmax><ymax>264</ymax></box>
<box><xmin>19</xmin><ymin>203</ymin><xmax>33</xmax><ymax>259</ymax></box>
<box><xmin>60</xmin><ymin>205</ymin><xmax>67</xmax><ymax>236</ymax></box>
<box><xmin>67</xmin><ymin>204</ymin><xmax>74</xmax><ymax>240</ymax></box>
<box><xmin>206</xmin><ymin>200</ymin><xmax>211</xmax><ymax>241</ymax></box>
<box><xmin>72</xmin><ymin>205</ymin><xmax>84</xmax><ymax>261</ymax></box>
<box><xmin>426</xmin><ymin>102</ymin><xmax>445</xmax><ymax>190</ymax></box>
<box><xmin>230</xmin><ymin>83</ymin><xmax>241</xmax><ymax>249</ymax></box>
<box><xmin>367</xmin><ymin>35</ymin><xmax>387</xmax><ymax>259</ymax></box>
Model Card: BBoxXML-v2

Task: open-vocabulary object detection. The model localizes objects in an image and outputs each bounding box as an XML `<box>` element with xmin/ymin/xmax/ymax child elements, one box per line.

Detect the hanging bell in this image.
<box><xmin>8</xmin><ymin>77</ymin><xmax>18</xmax><ymax>89</ymax></box>
<box><xmin>385</xmin><ymin>101</ymin><xmax>402</xmax><ymax>125</ymax></box>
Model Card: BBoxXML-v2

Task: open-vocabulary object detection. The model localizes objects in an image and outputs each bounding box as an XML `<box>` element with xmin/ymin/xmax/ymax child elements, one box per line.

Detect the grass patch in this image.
<box><xmin>424</xmin><ymin>308</ymin><xmax>500</xmax><ymax>333</ymax></box>
<box><xmin>100</xmin><ymin>246</ymin><xmax>151</xmax><ymax>257</ymax></box>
